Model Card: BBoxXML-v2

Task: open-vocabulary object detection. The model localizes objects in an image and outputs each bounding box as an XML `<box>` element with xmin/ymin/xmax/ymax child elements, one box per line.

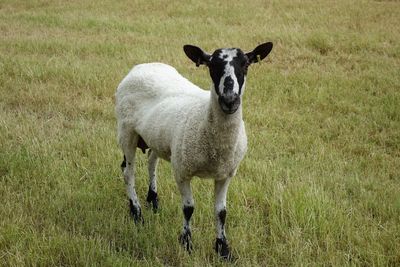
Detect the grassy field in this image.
<box><xmin>1</xmin><ymin>0</ymin><xmax>400</xmax><ymax>265</ymax></box>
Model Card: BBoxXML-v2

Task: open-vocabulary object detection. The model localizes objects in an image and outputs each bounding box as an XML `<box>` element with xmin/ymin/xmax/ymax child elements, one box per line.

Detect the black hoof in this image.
<box><xmin>215</xmin><ymin>237</ymin><xmax>234</xmax><ymax>261</ymax></box>
<box><xmin>129</xmin><ymin>199</ymin><xmax>144</xmax><ymax>224</ymax></box>
<box><xmin>179</xmin><ymin>230</ymin><xmax>193</xmax><ymax>253</ymax></box>
<box><xmin>146</xmin><ymin>187</ymin><xmax>158</xmax><ymax>213</ymax></box>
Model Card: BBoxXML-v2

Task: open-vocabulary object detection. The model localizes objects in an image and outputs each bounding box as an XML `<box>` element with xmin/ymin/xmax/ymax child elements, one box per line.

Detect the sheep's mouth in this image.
<box><xmin>218</xmin><ymin>97</ymin><xmax>240</xmax><ymax>114</ymax></box>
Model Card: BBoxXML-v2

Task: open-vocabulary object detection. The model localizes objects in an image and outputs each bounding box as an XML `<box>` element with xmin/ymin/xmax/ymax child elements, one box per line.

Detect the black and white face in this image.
<box><xmin>184</xmin><ymin>42</ymin><xmax>273</xmax><ymax>114</ymax></box>
<box><xmin>209</xmin><ymin>48</ymin><xmax>248</xmax><ymax>114</ymax></box>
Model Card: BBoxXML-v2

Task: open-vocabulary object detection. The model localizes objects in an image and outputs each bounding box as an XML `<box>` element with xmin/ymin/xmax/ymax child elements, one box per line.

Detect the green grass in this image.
<box><xmin>1</xmin><ymin>0</ymin><xmax>399</xmax><ymax>265</ymax></box>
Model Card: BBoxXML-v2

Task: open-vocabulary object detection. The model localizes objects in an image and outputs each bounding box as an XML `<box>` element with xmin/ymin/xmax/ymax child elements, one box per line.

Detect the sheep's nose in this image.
<box><xmin>219</xmin><ymin>92</ymin><xmax>240</xmax><ymax>114</ymax></box>
<box><xmin>221</xmin><ymin>93</ymin><xmax>238</xmax><ymax>107</ymax></box>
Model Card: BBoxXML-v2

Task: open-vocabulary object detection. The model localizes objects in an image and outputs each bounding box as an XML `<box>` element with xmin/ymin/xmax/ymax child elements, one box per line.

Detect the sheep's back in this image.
<box><xmin>115</xmin><ymin>62</ymin><xmax>209</xmax><ymax>160</ymax></box>
<box><xmin>116</xmin><ymin>63</ymin><xmax>205</xmax><ymax>100</ymax></box>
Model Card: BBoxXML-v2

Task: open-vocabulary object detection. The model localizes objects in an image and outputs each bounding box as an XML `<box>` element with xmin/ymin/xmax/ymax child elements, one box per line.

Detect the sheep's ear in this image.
<box><xmin>246</xmin><ymin>42</ymin><xmax>273</xmax><ymax>64</ymax></box>
<box><xmin>183</xmin><ymin>45</ymin><xmax>211</xmax><ymax>67</ymax></box>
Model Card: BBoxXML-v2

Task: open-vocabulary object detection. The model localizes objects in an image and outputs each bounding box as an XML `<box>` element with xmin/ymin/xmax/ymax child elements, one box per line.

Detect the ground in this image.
<box><xmin>0</xmin><ymin>0</ymin><xmax>399</xmax><ymax>266</ymax></box>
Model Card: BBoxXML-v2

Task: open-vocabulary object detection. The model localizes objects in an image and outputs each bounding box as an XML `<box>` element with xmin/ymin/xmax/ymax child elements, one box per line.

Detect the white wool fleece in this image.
<box><xmin>115</xmin><ymin>63</ymin><xmax>247</xmax><ymax>182</ymax></box>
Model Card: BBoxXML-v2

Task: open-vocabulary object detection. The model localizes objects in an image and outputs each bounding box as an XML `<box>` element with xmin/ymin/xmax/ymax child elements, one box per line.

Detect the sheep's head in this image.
<box><xmin>183</xmin><ymin>42</ymin><xmax>273</xmax><ymax>114</ymax></box>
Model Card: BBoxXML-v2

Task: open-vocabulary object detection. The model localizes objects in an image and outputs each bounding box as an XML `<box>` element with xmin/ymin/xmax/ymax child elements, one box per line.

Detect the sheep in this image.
<box><xmin>115</xmin><ymin>42</ymin><xmax>273</xmax><ymax>259</ymax></box>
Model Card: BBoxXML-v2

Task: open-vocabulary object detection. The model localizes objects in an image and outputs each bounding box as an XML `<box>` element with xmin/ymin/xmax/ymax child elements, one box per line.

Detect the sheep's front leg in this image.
<box><xmin>177</xmin><ymin>179</ymin><xmax>194</xmax><ymax>252</ymax></box>
<box><xmin>146</xmin><ymin>150</ymin><xmax>159</xmax><ymax>212</ymax></box>
<box><xmin>214</xmin><ymin>178</ymin><xmax>232</xmax><ymax>260</ymax></box>
<box><xmin>120</xmin><ymin>132</ymin><xmax>143</xmax><ymax>224</ymax></box>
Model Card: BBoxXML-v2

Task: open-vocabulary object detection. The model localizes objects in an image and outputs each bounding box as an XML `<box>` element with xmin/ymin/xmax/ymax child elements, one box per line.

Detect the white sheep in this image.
<box><xmin>115</xmin><ymin>42</ymin><xmax>273</xmax><ymax>259</ymax></box>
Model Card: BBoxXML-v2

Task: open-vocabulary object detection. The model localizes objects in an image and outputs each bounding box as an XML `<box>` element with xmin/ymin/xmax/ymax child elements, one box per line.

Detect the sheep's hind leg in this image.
<box><xmin>214</xmin><ymin>178</ymin><xmax>233</xmax><ymax>260</ymax></box>
<box><xmin>120</xmin><ymin>130</ymin><xmax>143</xmax><ymax>224</ymax></box>
<box><xmin>177</xmin><ymin>179</ymin><xmax>194</xmax><ymax>253</ymax></box>
<box><xmin>146</xmin><ymin>150</ymin><xmax>159</xmax><ymax>212</ymax></box>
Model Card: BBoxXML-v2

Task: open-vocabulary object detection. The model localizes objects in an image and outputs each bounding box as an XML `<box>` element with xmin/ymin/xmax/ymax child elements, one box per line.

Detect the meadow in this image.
<box><xmin>1</xmin><ymin>0</ymin><xmax>399</xmax><ymax>266</ymax></box>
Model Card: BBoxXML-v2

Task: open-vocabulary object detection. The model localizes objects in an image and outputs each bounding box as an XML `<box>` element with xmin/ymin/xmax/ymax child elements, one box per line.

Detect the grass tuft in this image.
<box><xmin>1</xmin><ymin>0</ymin><xmax>399</xmax><ymax>265</ymax></box>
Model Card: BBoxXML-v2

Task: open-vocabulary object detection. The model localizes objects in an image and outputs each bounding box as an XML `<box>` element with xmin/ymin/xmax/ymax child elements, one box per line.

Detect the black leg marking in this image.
<box><xmin>120</xmin><ymin>155</ymin><xmax>126</xmax><ymax>171</ymax></box>
<box><xmin>183</xmin><ymin>205</ymin><xmax>194</xmax><ymax>221</ymax></box>
<box><xmin>218</xmin><ymin>209</ymin><xmax>226</xmax><ymax>229</ymax></box>
<box><xmin>146</xmin><ymin>186</ymin><xmax>158</xmax><ymax>212</ymax></box>
<box><xmin>216</xmin><ymin>209</ymin><xmax>234</xmax><ymax>261</ymax></box>
<box><xmin>179</xmin><ymin>205</ymin><xmax>194</xmax><ymax>253</ymax></box>
<box><xmin>215</xmin><ymin>237</ymin><xmax>233</xmax><ymax>261</ymax></box>
<box><xmin>179</xmin><ymin>228</ymin><xmax>193</xmax><ymax>253</ymax></box>
<box><xmin>129</xmin><ymin>199</ymin><xmax>143</xmax><ymax>224</ymax></box>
